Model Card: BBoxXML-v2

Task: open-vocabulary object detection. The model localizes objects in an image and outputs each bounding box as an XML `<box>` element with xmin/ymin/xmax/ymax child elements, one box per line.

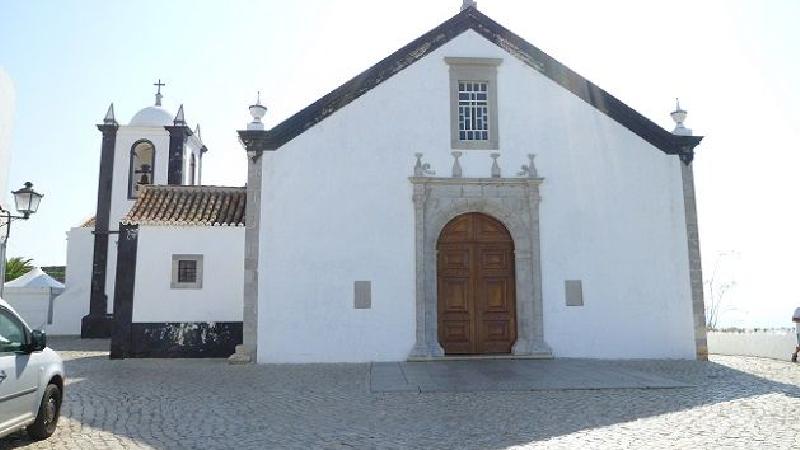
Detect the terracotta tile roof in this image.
<box><xmin>254</xmin><ymin>7</ymin><xmax>702</xmax><ymax>161</ymax></box>
<box><xmin>122</xmin><ymin>185</ymin><xmax>246</xmax><ymax>226</ymax></box>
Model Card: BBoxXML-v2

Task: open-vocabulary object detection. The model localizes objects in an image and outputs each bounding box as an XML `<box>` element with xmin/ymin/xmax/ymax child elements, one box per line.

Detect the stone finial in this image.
<box><xmin>490</xmin><ymin>152</ymin><xmax>501</xmax><ymax>178</ymax></box>
<box><xmin>450</xmin><ymin>151</ymin><xmax>463</xmax><ymax>178</ymax></box>
<box><xmin>518</xmin><ymin>154</ymin><xmax>538</xmax><ymax>178</ymax></box>
<box><xmin>414</xmin><ymin>153</ymin><xmax>435</xmax><ymax>177</ymax></box>
<box><xmin>247</xmin><ymin>91</ymin><xmax>267</xmax><ymax>131</ymax></box>
<box><xmin>103</xmin><ymin>103</ymin><xmax>117</xmax><ymax>125</ymax></box>
<box><xmin>461</xmin><ymin>0</ymin><xmax>477</xmax><ymax>11</ymax></box>
<box><xmin>173</xmin><ymin>104</ymin><xmax>186</xmax><ymax>126</ymax></box>
<box><xmin>670</xmin><ymin>98</ymin><xmax>692</xmax><ymax>136</ymax></box>
<box><xmin>194</xmin><ymin>124</ymin><xmax>202</xmax><ymax>141</ymax></box>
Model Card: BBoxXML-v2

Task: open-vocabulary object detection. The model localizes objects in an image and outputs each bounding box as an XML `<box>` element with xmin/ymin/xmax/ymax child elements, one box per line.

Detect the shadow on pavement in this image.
<box><xmin>1</xmin><ymin>349</ymin><xmax>798</xmax><ymax>449</ymax></box>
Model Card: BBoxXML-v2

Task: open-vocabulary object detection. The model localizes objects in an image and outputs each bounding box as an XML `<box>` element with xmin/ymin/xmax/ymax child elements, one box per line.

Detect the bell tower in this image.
<box><xmin>81</xmin><ymin>81</ymin><xmax>208</xmax><ymax>338</ymax></box>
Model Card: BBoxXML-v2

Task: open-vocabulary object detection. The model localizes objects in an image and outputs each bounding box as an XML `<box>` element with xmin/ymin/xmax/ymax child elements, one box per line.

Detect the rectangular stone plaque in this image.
<box><xmin>565</xmin><ymin>280</ymin><xmax>583</xmax><ymax>306</ymax></box>
<box><xmin>354</xmin><ymin>281</ymin><xmax>371</xmax><ymax>309</ymax></box>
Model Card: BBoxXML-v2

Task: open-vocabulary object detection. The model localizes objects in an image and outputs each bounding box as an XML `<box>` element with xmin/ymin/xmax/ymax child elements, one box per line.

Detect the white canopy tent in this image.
<box><xmin>3</xmin><ymin>267</ymin><xmax>65</xmax><ymax>329</ymax></box>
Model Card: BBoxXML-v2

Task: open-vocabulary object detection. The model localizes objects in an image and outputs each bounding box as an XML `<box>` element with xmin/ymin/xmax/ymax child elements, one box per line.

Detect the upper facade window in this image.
<box><xmin>445</xmin><ymin>57</ymin><xmax>502</xmax><ymax>150</ymax></box>
<box><xmin>129</xmin><ymin>140</ymin><xmax>155</xmax><ymax>199</ymax></box>
<box><xmin>458</xmin><ymin>81</ymin><xmax>489</xmax><ymax>141</ymax></box>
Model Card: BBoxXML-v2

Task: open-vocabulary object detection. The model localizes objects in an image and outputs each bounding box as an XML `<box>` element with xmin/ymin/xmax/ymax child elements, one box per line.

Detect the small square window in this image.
<box><xmin>177</xmin><ymin>260</ymin><xmax>197</xmax><ymax>283</ymax></box>
<box><xmin>171</xmin><ymin>255</ymin><xmax>203</xmax><ymax>289</ymax></box>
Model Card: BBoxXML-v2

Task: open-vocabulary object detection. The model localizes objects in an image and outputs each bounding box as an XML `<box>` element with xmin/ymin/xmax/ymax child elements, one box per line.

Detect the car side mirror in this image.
<box><xmin>28</xmin><ymin>330</ymin><xmax>47</xmax><ymax>352</ymax></box>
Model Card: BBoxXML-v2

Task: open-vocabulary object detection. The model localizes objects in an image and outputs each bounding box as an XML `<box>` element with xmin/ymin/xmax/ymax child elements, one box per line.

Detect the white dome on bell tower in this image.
<box><xmin>129</xmin><ymin>106</ymin><xmax>173</xmax><ymax>127</ymax></box>
<box><xmin>128</xmin><ymin>79</ymin><xmax>172</xmax><ymax>127</ymax></box>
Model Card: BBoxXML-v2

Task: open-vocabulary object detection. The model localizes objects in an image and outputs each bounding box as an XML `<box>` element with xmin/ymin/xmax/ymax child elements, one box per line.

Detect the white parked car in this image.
<box><xmin>0</xmin><ymin>298</ymin><xmax>64</xmax><ymax>440</ymax></box>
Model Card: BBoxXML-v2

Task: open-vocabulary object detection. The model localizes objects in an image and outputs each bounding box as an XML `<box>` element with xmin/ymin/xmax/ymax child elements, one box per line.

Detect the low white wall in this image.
<box><xmin>708</xmin><ymin>331</ymin><xmax>798</xmax><ymax>361</ymax></box>
<box><xmin>49</xmin><ymin>226</ymin><xmax>94</xmax><ymax>335</ymax></box>
<box><xmin>132</xmin><ymin>226</ymin><xmax>244</xmax><ymax>323</ymax></box>
<box><xmin>4</xmin><ymin>287</ymin><xmax>61</xmax><ymax>330</ymax></box>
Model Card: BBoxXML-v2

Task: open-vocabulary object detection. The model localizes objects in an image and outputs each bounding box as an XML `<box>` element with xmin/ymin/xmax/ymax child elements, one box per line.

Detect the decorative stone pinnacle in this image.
<box><xmin>103</xmin><ymin>103</ymin><xmax>117</xmax><ymax>125</ymax></box>
<box><xmin>173</xmin><ymin>104</ymin><xmax>186</xmax><ymax>126</ymax></box>
<box><xmin>461</xmin><ymin>0</ymin><xmax>477</xmax><ymax>11</ymax></box>
<box><xmin>518</xmin><ymin>154</ymin><xmax>538</xmax><ymax>178</ymax></box>
<box><xmin>451</xmin><ymin>151</ymin><xmax>463</xmax><ymax>178</ymax></box>
<box><xmin>490</xmin><ymin>152</ymin><xmax>501</xmax><ymax>178</ymax></box>
<box><xmin>414</xmin><ymin>153</ymin><xmax>435</xmax><ymax>177</ymax></box>
<box><xmin>248</xmin><ymin>91</ymin><xmax>268</xmax><ymax>131</ymax></box>
<box><xmin>670</xmin><ymin>97</ymin><xmax>692</xmax><ymax>136</ymax></box>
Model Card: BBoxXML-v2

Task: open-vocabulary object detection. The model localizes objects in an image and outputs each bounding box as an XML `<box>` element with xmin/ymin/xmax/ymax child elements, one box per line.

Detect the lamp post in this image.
<box><xmin>0</xmin><ymin>182</ymin><xmax>44</xmax><ymax>297</ymax></box>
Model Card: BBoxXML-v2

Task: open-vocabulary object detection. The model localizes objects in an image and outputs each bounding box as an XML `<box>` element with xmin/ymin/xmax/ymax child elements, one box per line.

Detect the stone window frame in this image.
<box><xmin>170</xmin><ymin>254</ymin><xmax>203</xmax><ymax>289</ymax></box>
<box><xmin>446</xmin><ymin>57</ymin><xmax>502</xmax><ymax>151</ymax></box>
<box><xmin>408</xmin><ymin>176</ymin><xmax>552</xmax><ymax>359</ymax></box>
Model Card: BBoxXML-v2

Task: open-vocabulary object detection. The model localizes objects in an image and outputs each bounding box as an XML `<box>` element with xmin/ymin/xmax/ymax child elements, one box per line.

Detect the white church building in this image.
<box><xmin>57</xmin><ymin>3</ymin><xmax>708</xmax><ymax>362</ymax></box>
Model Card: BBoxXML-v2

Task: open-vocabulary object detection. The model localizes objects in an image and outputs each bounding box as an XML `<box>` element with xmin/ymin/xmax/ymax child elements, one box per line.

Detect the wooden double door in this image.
<box><xmin>437</xmin><ymin>213</ymin><xmax>517</xmax><ymax>354</ymax></box>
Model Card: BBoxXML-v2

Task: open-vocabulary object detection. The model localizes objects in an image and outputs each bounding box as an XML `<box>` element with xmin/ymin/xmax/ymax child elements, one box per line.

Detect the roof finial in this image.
<box><xmin>670</xmin><ymin>97</ymin><xmax>692</xmax><ymax>136</ymax></box>
<box><xmin>103</xmin><ymin>103</ymin><xmax>117</xmax><ymax>125</ymax></box>
<box><xmin>461</xmin><ymin>0</ymin><xmax>477</xmax><ymax>11</ymax></box>
<box><xmin>154</xmin><ymin>79</ymin><xmax>165</xmax><ymax>106</ymax></box>
<box><xmin>248</xmin><ymin>92</ymin><xmax>267</xmax><ymax>131</ymax></box>
<box><xmin>173</xmin><ymin>104</ymin><xmax>186</xmax><ymax>126</ymax></box>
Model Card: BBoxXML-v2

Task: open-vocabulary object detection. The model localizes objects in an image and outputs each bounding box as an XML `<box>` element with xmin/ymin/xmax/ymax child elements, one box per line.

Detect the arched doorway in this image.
<box><xmin>437</xmin><ymin>212</ymin><xmax>517</xmax><ymax>354</ymax></box>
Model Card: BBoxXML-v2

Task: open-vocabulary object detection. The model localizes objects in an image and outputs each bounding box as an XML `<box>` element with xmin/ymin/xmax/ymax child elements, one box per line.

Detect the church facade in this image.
<box><xmin>58</xmin><ymin>4</ymin><xmax>707</xmax><ymax>363</ymax></box>
<box><xmin>235</xmin><ymin>5</ymin><xmax>707</xmax><ymax>363</ymax></box>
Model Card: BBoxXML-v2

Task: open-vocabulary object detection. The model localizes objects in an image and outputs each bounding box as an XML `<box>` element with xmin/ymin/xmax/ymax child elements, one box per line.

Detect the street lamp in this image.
<box><xmin>0</xmin><ymin>182</ymin><xmax>44</xmax><ymax>297</ymax></box>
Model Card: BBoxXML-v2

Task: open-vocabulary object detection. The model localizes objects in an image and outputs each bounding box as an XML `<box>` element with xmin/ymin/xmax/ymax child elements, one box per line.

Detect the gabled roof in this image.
<box><xmin>122</xmin><ymin>185</ymin><xmax>246</xmax><ymax>226</ymax></box>
<box><xmin>257</xmin><ymin>7</ymin><xmax>702</xmax><ymax>161</ymax></box>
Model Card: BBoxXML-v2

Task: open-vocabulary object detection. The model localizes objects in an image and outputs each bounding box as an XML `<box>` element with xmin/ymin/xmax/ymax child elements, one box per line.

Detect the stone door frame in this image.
<box><xmin>408</xmin><ymin>177</ymin><xmax>552</xmax><ymax>358</ymax></box>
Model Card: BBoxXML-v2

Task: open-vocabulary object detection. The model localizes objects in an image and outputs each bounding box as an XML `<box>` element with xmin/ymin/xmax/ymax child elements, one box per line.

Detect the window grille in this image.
<box><xmin>458</xmin><ymin>81</ymin><xmax>489</xmax><ymax>141</ymax></box>
<box><xmin>177</xmin><ymin>260</ymin><xmax>197</xmax><ymax>283</ymax></box>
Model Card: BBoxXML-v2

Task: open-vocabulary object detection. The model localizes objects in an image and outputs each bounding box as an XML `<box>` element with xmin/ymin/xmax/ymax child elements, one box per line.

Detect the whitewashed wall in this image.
<box><xmin>4</xmin><ymin>287</ymin><xmax>61</xmax><ymax>330</ymax></box>
<box><xmin>0</xmin><ymin>67</ymin><xmax>13</xmax><ymax>210</ymax></box>
<box><xmin>708</xmin><ymin>331</ymin><xmax>797</xmax><ymax>362</ymax></box>
<box><xmin>258</xmin><ymin>30</ymin><xmax>694</xmax><ymax>363</ymax></box>
<box><xmin>49</xmin><ymin>226</ymin><xmax>94</xmax><ymax>335</ymax></box>
<box><xmin>132</xmin><ymin>227</ymin><xmax>244</xmax><ymax>323</ymax></box>
<box><xmin>106</xmin><ymin>127</ymin><xmax>171</xmax><ymax>305</ymax></box>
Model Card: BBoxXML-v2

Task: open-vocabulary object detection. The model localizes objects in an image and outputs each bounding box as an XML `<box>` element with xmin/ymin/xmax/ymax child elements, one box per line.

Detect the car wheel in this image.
<box><xmin>26</xmin><ymin>384</ymin><xmax>61</xmax><ymax>441</ymax></box>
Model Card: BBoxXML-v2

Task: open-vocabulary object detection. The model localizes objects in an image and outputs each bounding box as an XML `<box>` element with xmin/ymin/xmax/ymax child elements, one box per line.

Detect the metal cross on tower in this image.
<box><xmin>154</xmin><ymin>79</ymin><xmax>166</xmax><ymax>106</ymax></box>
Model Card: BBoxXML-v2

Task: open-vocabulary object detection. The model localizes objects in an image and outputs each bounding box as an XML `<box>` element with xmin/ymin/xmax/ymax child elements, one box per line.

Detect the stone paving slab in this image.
<box><xmin>370</xmin><ymin>359</ymin><xmax>694</xmax><ymax>393</ymax></box>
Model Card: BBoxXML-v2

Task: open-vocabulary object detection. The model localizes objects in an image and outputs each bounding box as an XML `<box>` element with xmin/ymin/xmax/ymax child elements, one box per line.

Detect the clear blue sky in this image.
<box><xmin>1</xmin><ymin>0</ymin><xmax>798</xmax><ymax>327</ymax></box>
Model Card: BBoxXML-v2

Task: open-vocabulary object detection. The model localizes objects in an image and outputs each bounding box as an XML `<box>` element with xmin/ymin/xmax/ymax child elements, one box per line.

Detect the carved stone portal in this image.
<box><xmin>409</xmin><ymin>176</ymin><xmax>552</xmax><ymax>358</ymax></box>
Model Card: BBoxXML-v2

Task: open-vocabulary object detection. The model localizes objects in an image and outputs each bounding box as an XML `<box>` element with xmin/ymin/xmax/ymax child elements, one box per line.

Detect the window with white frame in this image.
<box><xmin>171</xmin><ymin>254</ymin><xmax>203</xmax><ymax>289</ymax></box>
<box><xmin>458</xmin><ymin>81</ymin><xmax>490</xmax><ymax>141</ymax></box>
<box><xmin>446</xmin><ymin>57</ymin><xmax>501</xmax><ymax>150</ymax></box>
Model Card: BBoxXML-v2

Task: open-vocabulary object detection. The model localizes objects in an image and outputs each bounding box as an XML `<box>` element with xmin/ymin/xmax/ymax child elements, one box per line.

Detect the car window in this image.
<box><xmin>0</xmin><ymin>309</ymin><xmax>26</xmax><ymax>353</ymax></box>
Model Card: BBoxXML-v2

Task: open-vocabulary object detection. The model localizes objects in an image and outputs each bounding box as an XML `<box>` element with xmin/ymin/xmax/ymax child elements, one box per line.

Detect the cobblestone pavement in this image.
<box><xmin>1</xmin><ymin>337</ymin><xmax>798</xmax><ymax>449</ymax></box>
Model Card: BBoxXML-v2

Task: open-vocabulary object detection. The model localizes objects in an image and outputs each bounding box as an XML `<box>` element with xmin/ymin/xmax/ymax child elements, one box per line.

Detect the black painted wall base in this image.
<box><xmin>128</xmin><ymin>322</ymin><xmax>243</xmax><ymax>358</ymax></box>
<box><xmin>81</xmin><ymin>314</ymin><xmax>114</xmax><ymax>338</ymax></box>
